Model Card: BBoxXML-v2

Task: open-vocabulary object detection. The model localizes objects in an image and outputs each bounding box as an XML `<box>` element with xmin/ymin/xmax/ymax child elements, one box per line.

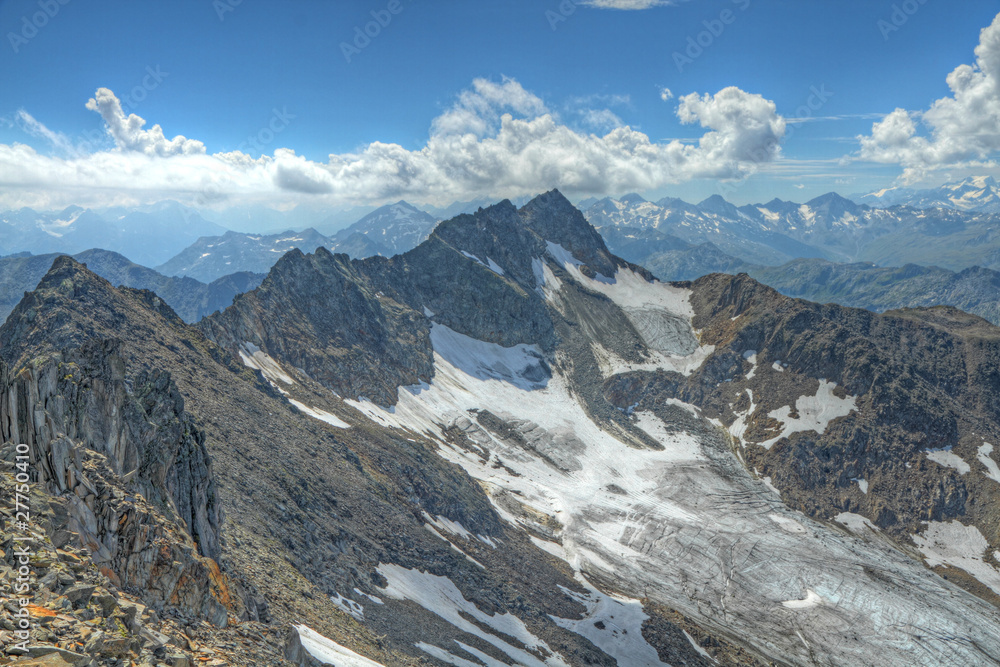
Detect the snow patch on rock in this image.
<box><xmin>912</xmin><ymin>521</ymin><xmax>1000</xmax><ymax>595</ymax></box>
<box><xmin>760</xmin><ymin>381</ymin><xmax>856</xmax><ymax>449</ymax></box>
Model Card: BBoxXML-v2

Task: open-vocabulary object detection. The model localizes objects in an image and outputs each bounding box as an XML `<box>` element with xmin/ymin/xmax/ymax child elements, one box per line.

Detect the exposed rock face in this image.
<box><xmin>0</xmin><ymin>250</ymin><xmax>263</xmax><ymax>325</ymax></box>
<box><xmin>202</xmin><ymin>195</ymin><xmax>600</xmax><ymax>404</ymax></box>
<box><xmin>202</xmin><ymin>192</ymin><xmax>652</xmax><ymax>407</ymax></box>
<box><xmin>519</xmin><ymin>189</ymin><xmax>622</xmax><ymax>279</ymax></box>
<box><xmin>605</xmin><ymin>272</ymin><xmax>1000</xmax><ymax>558</ymax></box>
<box><xmin>199</xmin><ymin>247</ymin><xmax>435</xmax><ymax>407</ymax></box>
<box><xmin>0</xmin><ymin>470</ymin><xmax>288</xmax><ymax>666</ymax></box>
<box><xmin>0</xmin><ymin>338</ymin><xmax>227</xmax><ymax>624</ymax></box>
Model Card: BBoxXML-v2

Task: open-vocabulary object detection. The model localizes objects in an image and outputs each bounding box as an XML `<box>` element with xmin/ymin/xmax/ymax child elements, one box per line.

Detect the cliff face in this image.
<box><xmin>0</xmin><ymin>337</ymin><xmax>227</xmax><ymax>625</ymax></box>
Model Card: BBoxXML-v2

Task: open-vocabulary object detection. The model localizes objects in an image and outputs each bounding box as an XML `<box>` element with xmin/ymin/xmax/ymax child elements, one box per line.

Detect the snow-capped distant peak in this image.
<box><xmin>856</xmin><ymin>176</ymin><xmax>1000</xmax><ymax>213</ymax></box>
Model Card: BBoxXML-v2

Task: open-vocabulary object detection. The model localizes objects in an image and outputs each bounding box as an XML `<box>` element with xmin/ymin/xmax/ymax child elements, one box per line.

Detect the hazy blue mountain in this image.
<box><xmin>0</xmin><ymin>249</ymin><xmax>262</xmax><ymax>323</ymax></box>
<box><xmin>0</xmin><ymin>202</ymin><xmax>226</xmax><ymax>266</ymax></box>
<box><xmin>628</xmin><ymin>239</ymin><xmax>1000</xmax><ymax>326</ymax></box>
<box><xmin>326</xmin><ymin>201</ymin><xmax>438</xmax><ymax>256</ymax></box>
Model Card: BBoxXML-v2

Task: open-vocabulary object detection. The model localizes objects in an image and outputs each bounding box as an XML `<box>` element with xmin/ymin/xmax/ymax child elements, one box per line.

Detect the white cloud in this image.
<box><xmin>0</xmin><ymin>80</ymin><xmax>786</xmax><ymax>209</ymax></box>
<box><xmin>676</xmin><ymin>87</ymin><xmax>786</xmax><ymax>164</ymax></box>
<box><xmin>85</xmin><ymin>87</ymin><xmax>206</xmax><ymax>157</ymax></box>
<box><xmin>855</xmin><ymin>11</ymin><xmax>1000</xmax><ymax>182</ymax></box>
<box><xmin>431</xmin><ymin>77</ymin><xmax>548</xmax><ymax>136</ymax></box>
<box><xmin>579</xmin><ymin>108</ymin><xmax>625</xmax><ymax>132</ymax></box>
<box><xmin>660</xmin><ymin>87</ymin><xmax>674</xmax><ymax>101</ymax></box>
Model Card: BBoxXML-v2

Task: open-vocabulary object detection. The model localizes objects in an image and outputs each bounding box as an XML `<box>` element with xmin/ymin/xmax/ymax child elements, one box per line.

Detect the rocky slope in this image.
<box><xmin>604</xmin><ymin>273</ymin><xmax>1000</xmax><ymax>599</ymax></box>
<box><xmin>0</xmin><ymin>250</ymin><xmax>263</xmax><ymax>324</ymax></box>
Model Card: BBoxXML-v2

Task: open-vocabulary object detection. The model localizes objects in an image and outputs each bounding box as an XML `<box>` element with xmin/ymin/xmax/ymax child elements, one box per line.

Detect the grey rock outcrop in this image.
<box><xmin>0</xmin><ymin>336</ymin><xmax>228</xmax><ymax>624</ymax></box>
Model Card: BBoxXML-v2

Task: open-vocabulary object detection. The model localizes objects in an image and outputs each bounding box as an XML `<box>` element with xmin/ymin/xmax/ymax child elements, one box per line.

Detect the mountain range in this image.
<box><xmin>154</xmin><ymin>201</ymin><xmax>439</xmax><ymax>282</ymax></box>
<box><xmin>611</xmin><ymin>240</ymin><xmax>1000</xmax><ymax>326</ymax></box>
<box><xmin>584</xmin><ymin>190</ymin><xmax>1000</xmax><ymax>272</ymax></box>
<box><xmin>855</xmin><ymin>175</ymin><xmax>1000</xmax><ymax>213</ymax></box>
<box><xmin>0</xmin><ymin>248</ymin><xmax>262</xmax><ymax>324</ymax></box>
<box><xmin>0</xmin><ymin>201</ymin><xmax>227</xmax><ymax>267</ymax></box>
<box><xmin>6</xmin><ymin>191</ymin><xmax>1000</xmax><ymax>665</ymax></box>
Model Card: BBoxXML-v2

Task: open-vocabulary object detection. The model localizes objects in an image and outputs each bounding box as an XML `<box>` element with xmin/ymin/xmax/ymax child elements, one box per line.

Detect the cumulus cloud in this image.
<box><xmin>676</xmin><ymin>87</ymin><xmax>786</xmax><ymax>164</ymax></box>
<box><xmin>0</xmin><ymin>79</ymin><xmax>786</xmax><ymax>209</ymax></box>
<box><xmin>85</xmin><ymin>87</ymin><xmax>206</xmax><ymax>157</ymax></box>
<box><xmin>431</xmin><ymin>77</ymin><xmax>548</xmax><ymax>136</ymax></box>
<box><xmin>660</xmin><ymin>87</ymin><xmax>674</xmax><ymax>101</ymax></box>
<box><xmin>855</xmin><ymin>11</ymin><xmax>1000</xmax><ymax>182</ymax></box>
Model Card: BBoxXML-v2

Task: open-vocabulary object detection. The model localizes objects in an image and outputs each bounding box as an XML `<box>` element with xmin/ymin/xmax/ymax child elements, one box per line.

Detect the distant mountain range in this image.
<box><xmin>855</xmin><ymin>175</ymin><xmax>1000</xmax><ymax>213</ymax></box>
<box><xmin>155</xmin><ymin>201</ymin><xmax>440</xmax><ymax>282</ymax></box>
<box><xmin>584</xmin><ymin>190</ymin><xmax>1000</xmax><ymax>272</ymax></box>
<box><xmin>624</xmin><ymin>240</ymin><xmax>1000</xmax><ymax>326</ymax></box>
<box><xmin>155</xmin><ymin>228</ymin><xmax>333</xmax><ymax>283</ymax></box>
<box><xmin>0</xmin><ymin>201</ymin><xmax>226</xmax><ymax>266</ymax></box>
<box><xmin>0</xmin><ymin>249</ymin><xmax>262</xmax><ymax>324</ymax></box>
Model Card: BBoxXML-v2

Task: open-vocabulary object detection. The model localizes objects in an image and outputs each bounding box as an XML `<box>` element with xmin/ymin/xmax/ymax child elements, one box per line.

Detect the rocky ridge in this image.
<box><xmin>201</xmin><ymin>190</ymin><xmax>1000</xmax><ymax>664</ymax></box>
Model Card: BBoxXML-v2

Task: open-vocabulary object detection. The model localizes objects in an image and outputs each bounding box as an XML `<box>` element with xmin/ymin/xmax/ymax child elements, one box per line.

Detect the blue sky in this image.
<box><xmin>1</xmin><ymin>0</ymin><xmax>999</xmax><ymax>213</ymax></box>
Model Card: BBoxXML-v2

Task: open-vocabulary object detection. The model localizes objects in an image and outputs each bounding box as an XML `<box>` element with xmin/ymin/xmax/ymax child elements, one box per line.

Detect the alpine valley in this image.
<box><xmin>5</xmin><ymin>190</ymin><xmax>1000</xmax><ymax>666</ymax></box>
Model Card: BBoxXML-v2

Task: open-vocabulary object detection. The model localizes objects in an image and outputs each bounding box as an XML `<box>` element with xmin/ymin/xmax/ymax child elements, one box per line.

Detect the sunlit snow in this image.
<box><xmin>293</xmin><ymin>625</ymin><xmax>385</xmax><ymax>667</ymax></box>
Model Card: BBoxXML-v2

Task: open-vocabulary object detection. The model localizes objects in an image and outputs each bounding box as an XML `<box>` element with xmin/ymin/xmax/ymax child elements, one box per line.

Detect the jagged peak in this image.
<box><xmin>34</xmin><ymin>254</ymin><xmax>109</xmax><ymax>292</ymax></box>
<box><xmin>520</xmin><ymin>190</ymin><xmax>619</xmax><ymax>277</ymax></box>
<box><xmin>0</xmin><ymin>255</ymin><xmax>190</xmax><ymax>370</ymax></box>
<box><xmin>477</xmin><ymin>197</ymin><xmax>519</xmax><ymax>216</ymax></box>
